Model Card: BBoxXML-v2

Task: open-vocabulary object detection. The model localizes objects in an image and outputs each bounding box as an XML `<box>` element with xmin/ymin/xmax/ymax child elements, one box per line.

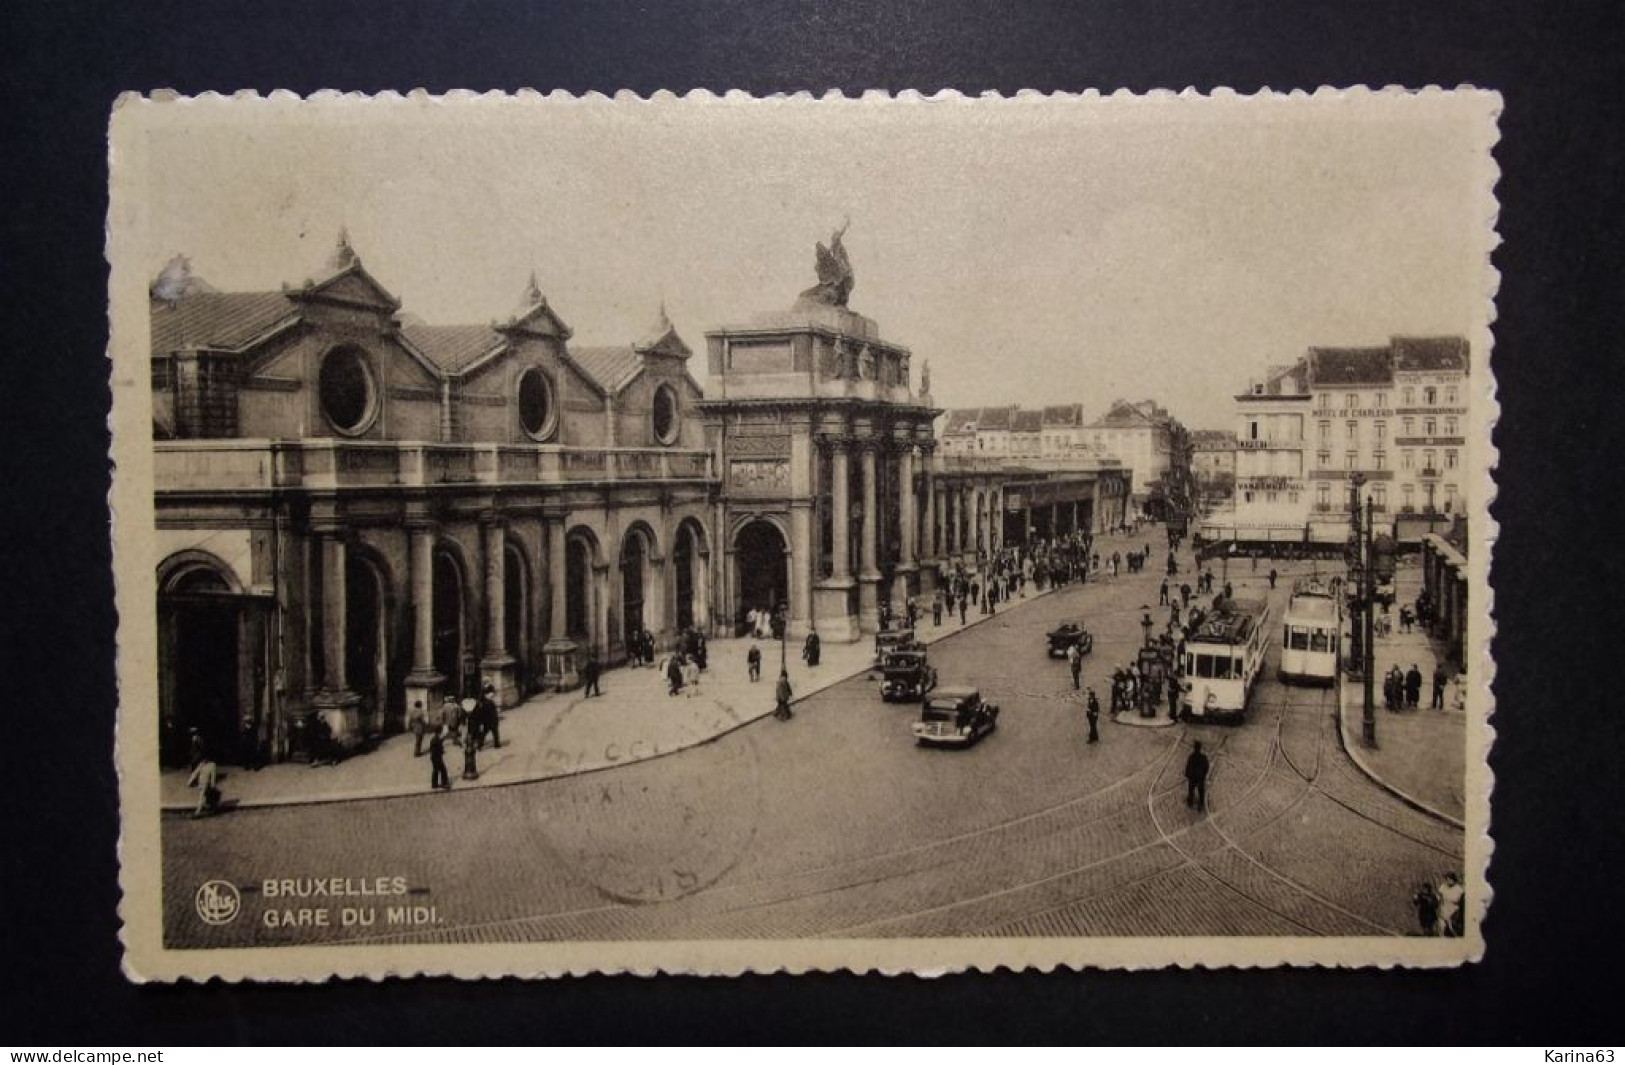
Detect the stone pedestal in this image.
<box><xmin>479</xmin><ymin>655</ymin><xmax>519</xmax><ymax>708</ymax></box>
<box><xmin>891</xmin><ymin>561</ymin><xmax>920</xmax><ymax>608</ymax></box>
<box><xmin>543</xmin><ymin>637</ymin><xmax>581</xmax><ymax>691</ymax></box>
<box><xmin>813</xmin><ymin>580</ymin><xmax>861</xmax><ymax>643</ymax></box>
<box><xmin>403</xmin><ymin>669</ymin><xmax>445</xmax><ymax>725</ymax></box>
<box><xmin>309</xmin><ymin>689</ymin><xmax>363</xmax><ymax>750</ymax></box>
<box><xmin>857</xmin><ymin>573</ymin><xmax>882</xmax><ymax>634</ymax></box>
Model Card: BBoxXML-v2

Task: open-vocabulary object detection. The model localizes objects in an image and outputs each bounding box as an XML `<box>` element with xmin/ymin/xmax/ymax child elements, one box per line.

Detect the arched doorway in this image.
<box><xmin>735</xmin><ymin>519</ymin><xmax>788</xmax><ymax>633</ymax></box>
<box><xmin>673</xmin><ymin>521</ymin><xmax>700</xmax><ymax>631</ymax></box>
<box><xmin>157</xmin><ymin>562</ymin><xmax>241</xmax><ymax>768</ymax></box>
<box><xmin>432</xmin><ymin>548</ymin><xmax>466</xmax><ymax>700</ymax></box>
<box><xmin>504</xmin><ymin>542</ymin><xmax>530</xmax><ymax>696</ymax></box>
<box><xmin>566</xmin><ymin>533</ymin><xmax>596</xmax><ymax>649</ymax></box>
<box><xmin>621</xmin><ymin>529</ymin><xmax>649</xmax><ymax>646</ymax></box>
<box><xmin>345</xmin><ymin>552</ymin><xmax>389</xmax><ymax>735</ymax></box>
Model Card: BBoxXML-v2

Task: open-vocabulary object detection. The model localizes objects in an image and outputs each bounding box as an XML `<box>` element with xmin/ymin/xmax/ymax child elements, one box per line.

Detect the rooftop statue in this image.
<box><xmin>799</xmin><ymin>218</ymin><xmax>855</xmax><ymax>307</ymax></box>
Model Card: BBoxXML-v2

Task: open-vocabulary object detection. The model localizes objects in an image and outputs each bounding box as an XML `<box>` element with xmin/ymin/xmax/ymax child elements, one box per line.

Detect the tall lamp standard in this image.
<box><xmin>1140</xmin><ymin>606</ymin><xmax>1154</xmax><ymax>648</ymax></box>
<box><xmin>1349</xmin><ymin>472</ymin><xmax>1377</xmax><ymax>747</ymax></box>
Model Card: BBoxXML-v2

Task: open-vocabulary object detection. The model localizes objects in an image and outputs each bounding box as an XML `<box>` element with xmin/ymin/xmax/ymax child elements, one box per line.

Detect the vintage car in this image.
<box><xmin>873</xmin><ymin>626</ymin><xmax>919</xmax><ymax>665</ymax></box>
<box><xmin>879</xmin><ymin>649</ymin><xmax>938</xmax><ymax>702</ymax></box>
<box><xmin>911</xmin><ymin>687</ymin><xmax>1000</xmax><ymax>748</ymax></box>
<box><xmin>1045</xmin><ymin>621</ymin><xmax>1094</xmax><ymax>657</ymax></box>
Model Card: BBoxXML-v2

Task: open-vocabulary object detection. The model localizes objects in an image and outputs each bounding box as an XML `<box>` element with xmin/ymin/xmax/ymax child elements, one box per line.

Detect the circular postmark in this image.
<box><xmin>525</xmin><ymin>691</ymin><xmax>762</xmax><ymax>905</ymax></box>
<box><xmin>194</xmin><ymin>879</ymin><xmax>242</xmax><ymax>925</ymax></box>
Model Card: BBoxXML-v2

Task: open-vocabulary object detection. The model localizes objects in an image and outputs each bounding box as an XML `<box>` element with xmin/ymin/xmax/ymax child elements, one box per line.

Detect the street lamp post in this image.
<box><xmin>1348</xmin><ymin>473</ymin><xmax>1377</xmax><ymax>748</ymax></box>
<box><xmin>1140</xmin><ymin>607</ymin><xmax>1153</xmax><ymax>648</ymax></box>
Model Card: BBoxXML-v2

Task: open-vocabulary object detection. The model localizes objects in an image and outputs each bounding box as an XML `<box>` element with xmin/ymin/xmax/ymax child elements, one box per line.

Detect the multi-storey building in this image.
<box><xmin>1189</xmin><ymin>429</ymin><xmax>1238</xmax><ymax>506</ymax></box>
<box><xmin>1081</xmin><ymin>399</ymin><xmax>1188</xmax><ymax>515</ymax></box>
<box><xmin>1227</xmin><ymin>336</ymin><xmax>1470</xmax><ymax>540</ymax></box>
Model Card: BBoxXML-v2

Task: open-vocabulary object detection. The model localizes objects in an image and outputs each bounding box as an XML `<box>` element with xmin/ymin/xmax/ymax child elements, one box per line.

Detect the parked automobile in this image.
<box><xmin>912</xmin><ymin>687</ymin><xmax>999</xmax><ymax>748</ymax></box>
<box><xmin>879</xmin><ymin>649</ymin><xmax>938</xmax><ymax>702</ymax></box>
<box><xmin>873</xmin><ymin>626</ymin><xmax>919</xmax><ymax>665</ymax></box>
<box><xmin>1046</xmin><ymin>622</ymin><xmax>1094</xmax><ymax>658</ymax></box>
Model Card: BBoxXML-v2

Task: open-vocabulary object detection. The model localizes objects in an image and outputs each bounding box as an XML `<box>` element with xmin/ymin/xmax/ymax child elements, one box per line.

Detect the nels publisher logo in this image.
<box><xmin>195</xmin><ymin>879</ymin><xmax>242</xmax><ymax>926</ymax></box>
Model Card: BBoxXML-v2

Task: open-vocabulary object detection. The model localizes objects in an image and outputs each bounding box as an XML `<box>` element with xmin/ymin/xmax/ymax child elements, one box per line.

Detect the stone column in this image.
<box><xmin>830</xmin><ymin>438</ymin><xmax>852</xmax><ymax>581</ymax></box>
<box><xmin>891</xmin><ymin>438</ymin><xmax>919</xmax><ymax>605</ymax></box>
<box><xmin>311</xmin><ymin>531</ymin><xmax>361</xmax><ymax>748</ymax></box>
<box><xmin>814</xmin><ymin>433</ymin><xmax>860</xmax><ymax>643</ymax></box>
<box><xmin>857</xmin><ymin>438</ymin><xmax>882</xmax><ymax>633</ymax></box>
<box><xmin>542</xmin><ymin>510</ymin><xmax>579</xmax><ymax>690</ymax></box>
<box><xmin>479</xmin><ymin>513</ymin><xmax>517</xmax><ymax>706</ymax></box>
<box><xmin>790</xmin><ymin>501</ymin><xmax>813</xmax><ymax>636</ymax></box>
<box><xmin>403</xmin><ymin>522</ymin><xmax>444</xmax><ymax>716</ymax></box>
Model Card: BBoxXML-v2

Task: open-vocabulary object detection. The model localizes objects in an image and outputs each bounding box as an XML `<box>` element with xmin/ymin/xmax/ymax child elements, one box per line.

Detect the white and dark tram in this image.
<box><xmin>1279</xmin><ymin>577</ymin><xmax>1342</xmax><ymax>685</ymax></box>
<box><xmin>1180</xmin><ymin>596</ymin><xmax>1272</xmax><ymax>721</ymax></box>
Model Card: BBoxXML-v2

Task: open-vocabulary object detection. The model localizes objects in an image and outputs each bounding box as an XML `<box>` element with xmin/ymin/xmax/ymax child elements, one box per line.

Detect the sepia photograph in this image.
<box><xmin>107</xmin><ymin>89</ymin><xmax>1499</xmax><ymax>980</ymax></box>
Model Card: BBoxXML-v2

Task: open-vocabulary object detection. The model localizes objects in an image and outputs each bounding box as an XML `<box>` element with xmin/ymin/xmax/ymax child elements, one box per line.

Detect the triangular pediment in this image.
<box><xmin>500</xmin><ymin>300</ymin><xmax>573</xmax><ymax>341</ymax></box>
<box><xmin>292</xmin><ymin>262</ymin><xmax>401</xmax><ymax>312</ymax></box>
<box><xmin>635</xmin><ymin>326</ymin><xmax>692</xmax><ymax>361</ymax></box>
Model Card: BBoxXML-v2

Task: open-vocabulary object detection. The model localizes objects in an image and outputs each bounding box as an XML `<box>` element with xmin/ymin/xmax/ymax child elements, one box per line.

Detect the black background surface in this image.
<box><xmin>2</xmin><ymin>0</ymin><xmax>1621</xmax><ymax>1045</ymax></box>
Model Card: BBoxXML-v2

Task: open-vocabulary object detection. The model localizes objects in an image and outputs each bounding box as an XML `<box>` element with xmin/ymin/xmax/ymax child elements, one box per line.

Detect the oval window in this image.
<box><xmin>318</xmin><ymin>347</ymin><xmax>376</xmax><ymax>435</ymax></box>
<box><xmin>652</xmin><ymin>383</ymin><xmax>680</xmax><ymax>445</ymax></box>
<box><xmin>517</xmin><ymin>367</ymin><xmax>556</xmax><ymax>440</ymax></box>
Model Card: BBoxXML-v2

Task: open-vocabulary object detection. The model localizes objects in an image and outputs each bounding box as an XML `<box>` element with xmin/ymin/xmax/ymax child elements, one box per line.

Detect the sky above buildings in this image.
<box><xmin>135</xmin><ymin>91</ymin><xmax>1497</xmax><ymax>429</ymax></box>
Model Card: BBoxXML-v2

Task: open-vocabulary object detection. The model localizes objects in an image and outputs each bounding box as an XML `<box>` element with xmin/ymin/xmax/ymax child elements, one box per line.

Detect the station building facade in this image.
<box><xmin>150</xmin><ymin>238</ymin><xmax>716</xmax><ymax>766</ymax></box>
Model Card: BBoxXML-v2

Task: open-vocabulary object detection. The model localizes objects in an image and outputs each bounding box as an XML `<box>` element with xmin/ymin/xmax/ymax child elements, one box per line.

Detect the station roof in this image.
<box><xmin>1393</xmin><ymin>335</ymin><xmax>1470</xmax><ymax>373</ymax></box>
<box><xmin>150</xmin><ymin>291</ymin><xmax>298</xmax><ymax>353</ymax></box>
<box><xmin>1309</xmin><ymin>347</ymin><xmax>1394</xmax><ymax>387</ymax></box>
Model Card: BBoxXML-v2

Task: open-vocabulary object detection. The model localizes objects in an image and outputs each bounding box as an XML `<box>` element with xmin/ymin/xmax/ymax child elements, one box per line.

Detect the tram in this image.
<box><xmin>1180</xmin><ymin>596</ymin><xmax>1272</xmax><ymax>721</ymax></box>
<box><xmin>1280</xmin><ymin>577</ymin><xmax>1342</xmax><ymax>685</ymax></box>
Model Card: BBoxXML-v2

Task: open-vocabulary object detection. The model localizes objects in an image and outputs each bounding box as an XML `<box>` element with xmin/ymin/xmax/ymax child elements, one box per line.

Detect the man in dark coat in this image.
<box><xmin>1185</xmin><ymin>741</ymin><xmax>1210</xmax><ymax>811</ymax></box>
<box><xmin>773</xmin><ymin>670</ymin><xmax>794</xmax><ymax>720</ymax></box>
<box><xmin>582</xmin><ymin>654</ymin><xmax>602</xmax><ymax>698</ymax></box>
<box><xmin>747</xmin><ymin>643</ymin><xmax>762</xmax><ymax>682</ymax></box>
<box><xmin>1432</xmin><ymin>662</ymin><xmax>1449</xmax><ymax>709</ymax></box>
<box><xmin>1085</xmin><ymin>690</ymin><xmax>1100</xmax><ymax>744</ymax></box>
<box><xmin>665</xmin><ymin>653</ymin><xmax>684</xmax><ymax>697</ymax></box>
<box><xmin>476</xmin><ymin>682</ymin><xmax>501</xmax><ymax>749</ymax></box>
<box><xmin>427</xmin><ymin>728</ymin><xmax>450</xmax><ymax>791</ymax></box>
<box><xmin>1405</xmin><ymin>663</ymin><xmax>1424</xmax><ymax>709</ymax></box>
<box><xmin>802</xmin><ymin>631</ymin><xmax>821</xmax><ymax>668</ymax></box>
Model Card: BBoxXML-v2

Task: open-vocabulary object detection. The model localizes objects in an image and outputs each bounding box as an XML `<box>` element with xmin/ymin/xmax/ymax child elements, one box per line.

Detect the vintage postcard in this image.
<box><xmin>108</xmin><ymin>88</ymin><xmax>1499</xmax><ymax>981</ymax></box>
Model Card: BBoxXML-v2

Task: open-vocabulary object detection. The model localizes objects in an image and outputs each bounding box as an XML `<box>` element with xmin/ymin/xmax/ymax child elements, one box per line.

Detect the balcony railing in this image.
<box><xmin>155</xmin><ymin>439</ymin><xmax>716</xmax><ymax>493</ymax></box>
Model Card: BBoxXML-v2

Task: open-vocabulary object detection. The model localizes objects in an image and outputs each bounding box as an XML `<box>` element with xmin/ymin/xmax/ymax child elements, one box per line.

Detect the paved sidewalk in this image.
<box><xmin>1338</xmin><ymin>562</ymin><xmax>1467</xmax><ymax>825</ymax></box>
<box><xmin>161</xmin><ymin>535</ymin><xmax>1172</xmax><ymax>810</ymax></box>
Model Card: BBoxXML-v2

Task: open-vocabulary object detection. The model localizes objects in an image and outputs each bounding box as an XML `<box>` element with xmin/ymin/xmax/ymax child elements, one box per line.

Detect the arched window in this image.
<box><xmin>517</xmin><ymin>366</ymin><xmax>557</xmax><ymax>441</ymax></box>
<box><xmin>318</xmin><ymin>346</ymin><xmax>377</xmax><ymax>435</ymax></box>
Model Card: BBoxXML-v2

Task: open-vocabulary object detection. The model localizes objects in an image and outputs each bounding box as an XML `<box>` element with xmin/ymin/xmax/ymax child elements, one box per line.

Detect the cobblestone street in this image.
<box><xmin>162</xmin><ymin>539</ymin><xmax>1466</xmax><ymax>946</ymax></box>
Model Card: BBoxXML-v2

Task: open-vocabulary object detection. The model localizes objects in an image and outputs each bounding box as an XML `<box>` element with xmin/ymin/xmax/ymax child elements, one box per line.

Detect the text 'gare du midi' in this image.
<box><xmin>150</xmin><ymin>230</ymin><xmax>1131</xmax><ymax>767</ymax></box>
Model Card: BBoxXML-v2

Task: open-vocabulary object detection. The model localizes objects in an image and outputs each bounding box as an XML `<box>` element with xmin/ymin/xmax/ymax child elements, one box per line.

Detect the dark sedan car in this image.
<box><xmin>879</xmin><ymin>649</ymin><xmax>938</xmax><ymax>702</ymax></box>
<box><xmin>1046</xmin><ymin>622</ymin><xmax>1094</xmax><ymax>657</ymax></box>
<box><xmin>912</xmin><ymin>687</ymin><xmax>999</xmax><ymax>748</ymax></box>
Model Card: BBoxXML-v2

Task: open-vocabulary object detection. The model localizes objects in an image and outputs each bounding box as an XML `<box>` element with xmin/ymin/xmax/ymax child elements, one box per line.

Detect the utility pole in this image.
<box><xmin>1362</xmin><ymin>497</ymin><xmax>1377</xmax><ymax>748</ymax></box>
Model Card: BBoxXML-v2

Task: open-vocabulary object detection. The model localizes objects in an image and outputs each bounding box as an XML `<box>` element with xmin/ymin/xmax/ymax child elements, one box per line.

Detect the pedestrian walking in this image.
<box><xmin>1437</xmin><ymin>872</ymin><xmax>1466</xmax><ymax>937</ymax></box>
<box><xmin>1268</xmin><ymin>567</ymin><xmax>1278</xmax><ymax>590</ymax></box>
<box><xmin>1167</xmin><ymin>674</ymin><xmax>1182</xmax><ymax>720</ymax></box>
<box><xmin>1184</xmin><ymin>741</ymin><xmax>1210</xmax><ymax>812</ymax></box>
<box><xmin>1405</xmin><ymin>663</ymin><xmax>1423</xmax><ymax>709</ymax></box>
<box><xmin>747</xmin><ymin>643</ymin><xmax>762</xmax><ymax>682</ymax></box>
<box><xmin>187</xmin><ymin>757</ymin><xmax>221</xmax><ymax>818</ymax></box>
<box><xmin>1085</xmin><ymin>691</ymin><xmax>1100</xmax><ymax>744</ymax></box>
<box><xmin>428</xmin><ymin>728</ymin><xmax>450</xmax><ymax>790</ymax></box>
<box><xmin>582</xmin><ymin>653</ymin><xmax>602</xmax><ymax>697</ymax></box>
<box><xmin>959</xmin><ymin>596</ymin><xmax>968</xmax><ymax>625</ymax></box>
<box><xmin>666</xmin><ymin>653</ymin><xmax>685</xmax><ymax>697</ymax></box>
<box><xmin>1159</xmin><ymin>580</ymin><xmax>1169</xmax><ymax>606</ymax></box>
<box><xmin>440</xmin><ymin>695</ymin><xmax>463</xmax><ymax>745</ymax></box>
<box><xmin>1431</xmin><ymin>662</ymin><xmax>1448</xmax><ymax>709</ymax></box>
<box><xmin>408</xmin><ymin>700</ymin><xmax>428</xmax><ymax>757</ymax></box>
<box><xmin>477</xmin><ymin>682</ymin><xmax>501</xmax><ymax>749</ymax></box>
<box><xmin>932</xmin><ymin>592</ymin><xmax>943</xmax><ymax>627</ymax></box>
<box><xmin>1067</xmin><ymin>642</ymin><xmax>1083</xmax><ymax>690</ymax></box>
<box><xmin>803</xmin><ymin>630</ymin><xmax>821</xmax><ymax>668</ymax></box>
<box><xmin>773</xmin><ymin>670</ymin><xmax>794</xmax><ymax>721</ymax></box>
